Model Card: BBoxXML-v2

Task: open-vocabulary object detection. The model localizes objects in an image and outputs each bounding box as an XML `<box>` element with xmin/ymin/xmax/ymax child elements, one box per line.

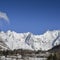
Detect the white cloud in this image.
<box><xmin>0</xmin><ymin>11</ymin><xmax>9</xmax><ymax>22</ymax></box>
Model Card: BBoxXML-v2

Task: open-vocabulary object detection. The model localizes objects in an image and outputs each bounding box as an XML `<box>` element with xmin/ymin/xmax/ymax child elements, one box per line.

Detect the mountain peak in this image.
<box><xmin>0</xmin><ymin>30</ymin><xmax>60</xmax><ymax>51</ymax></box>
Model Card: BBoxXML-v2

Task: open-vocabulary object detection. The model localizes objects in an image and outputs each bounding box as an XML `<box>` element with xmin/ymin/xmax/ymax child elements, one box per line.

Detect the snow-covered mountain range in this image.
<box><xmin>0</xmin><ymin>30</ymin><xmax>60</xmax><ymax>51</ymax></box>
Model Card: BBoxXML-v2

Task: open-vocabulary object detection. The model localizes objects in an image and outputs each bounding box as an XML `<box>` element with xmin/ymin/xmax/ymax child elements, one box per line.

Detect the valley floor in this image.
<box><xmin>0</xmin><ymin>56</ymin><xmax>47</xmax><ymax>60</ymax></box>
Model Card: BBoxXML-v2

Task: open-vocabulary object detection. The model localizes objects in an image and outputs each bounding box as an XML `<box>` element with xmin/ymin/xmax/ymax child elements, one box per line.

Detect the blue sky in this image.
<box><xmin>0</xmin><ymin>0</ymin><xmax>60</xmax><ymax>34</ymax></box>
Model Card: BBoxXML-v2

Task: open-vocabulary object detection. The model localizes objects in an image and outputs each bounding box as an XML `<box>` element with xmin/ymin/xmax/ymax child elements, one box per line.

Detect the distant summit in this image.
<box><xmin>0</xmin><ymin>30</ymin><xmax>60</xmax><ymax>51</ymax></box>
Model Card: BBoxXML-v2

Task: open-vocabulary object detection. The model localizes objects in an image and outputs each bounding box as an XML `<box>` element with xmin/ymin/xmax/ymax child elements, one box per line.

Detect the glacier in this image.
<box><xmin>0</xmin><ymin>30</ymin><xmax>60</xmax><ymax>51</ymax></box>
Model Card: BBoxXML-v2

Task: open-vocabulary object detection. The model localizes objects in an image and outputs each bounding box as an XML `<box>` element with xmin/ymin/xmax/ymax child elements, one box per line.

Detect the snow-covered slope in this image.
<box><xmin>0</xmin><ymin>30</ymin><xmax>60</xmax><ymax>51</ymax></box>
